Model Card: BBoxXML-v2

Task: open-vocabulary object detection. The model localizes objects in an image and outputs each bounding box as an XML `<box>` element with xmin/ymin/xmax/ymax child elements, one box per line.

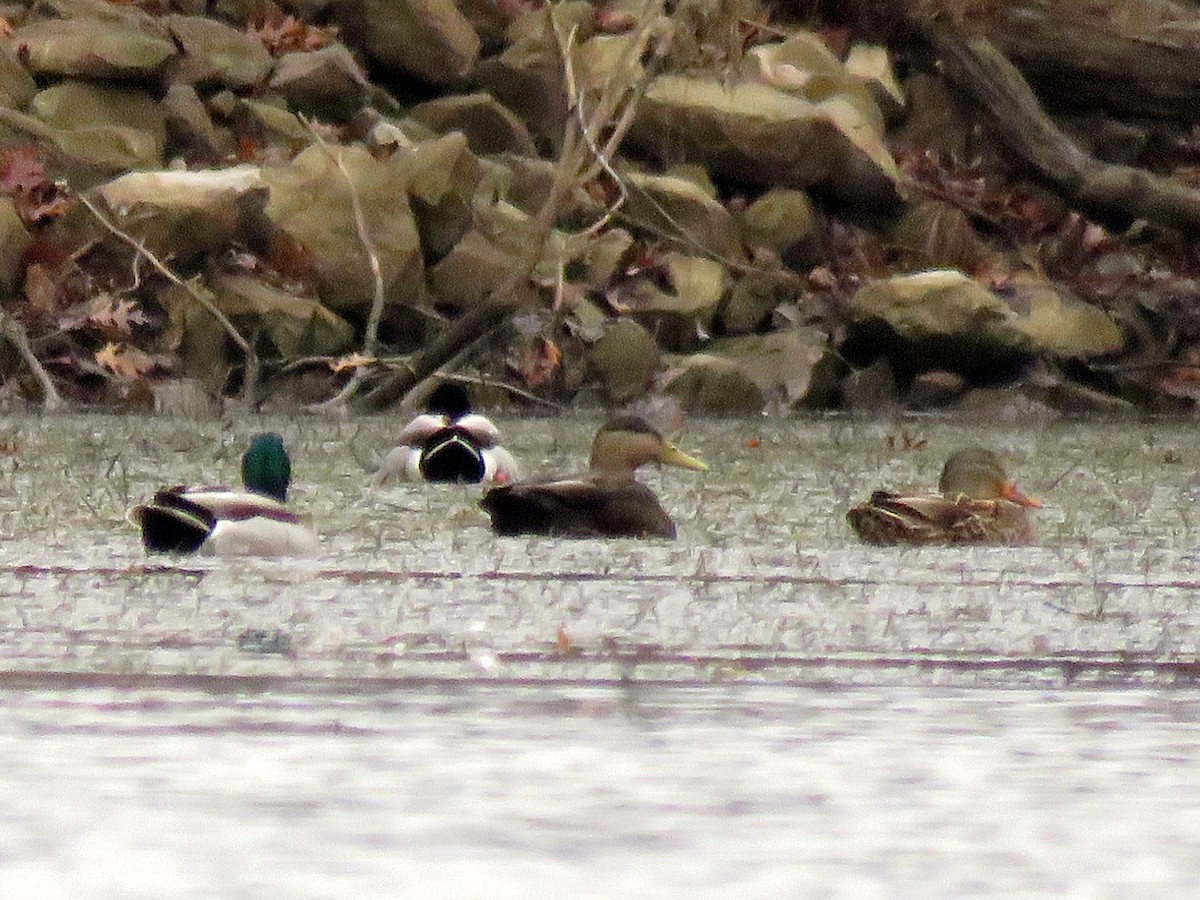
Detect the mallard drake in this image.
<box><xmin>479</xmin><ymin>416</ymin><xmax>708</xmax><ymax>538</ymax></box>
<box><xmin>847</xmin><ymin>447</ymin><xmax>1042</xmax><ymax>546</ymax></box>
<box><xmin>375</xmin><ymin>382</ymin><xmax>520</xmax><ymax>485</ymax></box>
<box><xmin>128</xmin><ymin>432</ymin><xmax>319</xmax><ymax>557</ymax></box>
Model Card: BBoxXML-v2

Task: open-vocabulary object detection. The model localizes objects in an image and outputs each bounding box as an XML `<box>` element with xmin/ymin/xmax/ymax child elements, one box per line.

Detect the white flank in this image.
<box><xmin>483</xmin><ymin>447</ymin><xmax>522</xmax><ymax>484</ymax></box>
<box><xmin>373</xmin><ymin>446</ymin><xmax>424</xmax><ymax>484</ymax></box>
<box><xmin>206</xmin><ymin>518</ymin><xmax>320</xmax><ymax>558</ymax></box>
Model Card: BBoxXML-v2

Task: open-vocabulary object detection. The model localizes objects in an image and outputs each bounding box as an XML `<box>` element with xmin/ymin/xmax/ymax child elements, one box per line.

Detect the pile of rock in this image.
<box><xmin>0</xmin><ymin>0</ymin><xmax>1138</xmax><ymax>415</ymax></box>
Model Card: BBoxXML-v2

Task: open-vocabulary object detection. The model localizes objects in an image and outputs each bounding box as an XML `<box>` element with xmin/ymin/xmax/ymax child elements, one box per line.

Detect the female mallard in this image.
<box><xmin>128</xmin><ymin>432</ymin><xmax>319</xmax><ymax>557</ymax></box>
<box><xmin>479</xmin><ymin>416</ymin><xmax>708</xmax><ymax>538</ymax></box>
<box><xmin>847</xmin><ymin>447</ymin><xmax>1042</xmax><ymax>546</ymax></box>
<box><xmin>375</xmin><ymin>382</ymin><xmax>520</xmax><ymax>485</ymax></box>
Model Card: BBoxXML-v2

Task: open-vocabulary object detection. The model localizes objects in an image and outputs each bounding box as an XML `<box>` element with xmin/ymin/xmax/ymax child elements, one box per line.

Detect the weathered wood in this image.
<box><xmin>925</xmin><ymin>23</ymin><xmax>1200</xmax><ymax>233</ymax></box>
<box><xmin>989</xmin><ymin>1</ymin><xmax>1200</xmax><ymax>123</ymax></box>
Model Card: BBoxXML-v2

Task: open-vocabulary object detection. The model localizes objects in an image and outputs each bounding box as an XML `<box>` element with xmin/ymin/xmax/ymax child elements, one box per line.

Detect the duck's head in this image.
<box><xmin>589</xmin><ymin>416</ymin><xmax>708</xmax><ymax>475</ymax></box>
<box><xmin>426</xmin><ymin>382</ymin><xmax>472</xmax><ymax>420</ymax></box>
<box><xmin>938</xmin><ymin>448</ymin><xmax>1041</xmax><ymax>507</ymax></box>
<box><xmin>242</xmin><ymin>433</ymin><xmax>292</xmax><ymax>503</ymax></box>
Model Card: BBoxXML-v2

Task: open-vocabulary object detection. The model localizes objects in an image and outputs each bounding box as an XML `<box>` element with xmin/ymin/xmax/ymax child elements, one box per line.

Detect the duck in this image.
<box><xmin>479</xmin><ymin>416</ymin><xmax>708</xmax><ymax>538</ymax></box>
<box><xmin>127</xmin><ymin>432</ymin><xmax>320</xmax><ymax>557</ymax></box>
<box><xmin>847</xmin><ymin>447</ymin><xmax>1042</xmax><ymax>546</ymax></box>
<box><xmin>374</xmin><ymin>382</ymin><xmax>520</xmax><ymax>485</ymax></box>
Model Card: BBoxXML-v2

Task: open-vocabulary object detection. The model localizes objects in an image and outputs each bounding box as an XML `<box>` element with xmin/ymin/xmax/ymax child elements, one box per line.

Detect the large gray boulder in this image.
<box><xmin>15</xmin><ymin>18</ymin><xmax>175</xmax><ymax>79</ymax></box>
<box><xmin>847</xmin><ymin>269</ymin><xmax>1125</xmax><ymax>377</ymax></box>
<box><xmin>628</xmin><ymin>74</ymin><xmax>901</xmax><ymax>210</ymax></box>
<box><xmin>262</xmin><ymin>144</ymin><xmax>424</xmax><ymax>314</ymax></box>
<box><xmin>165</xmin><ymin>15</ymin><xmax>274</xmax><ymax>89</ymax></box>
<box><xmin>357</xmin><ymin>0</ymin><xmax>480</xmax><ymax>84</ymax></box>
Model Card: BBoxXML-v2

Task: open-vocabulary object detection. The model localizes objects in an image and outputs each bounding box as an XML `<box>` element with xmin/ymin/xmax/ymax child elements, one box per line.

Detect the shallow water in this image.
<box><xmin>2</xmin><ymin>414</ymin><xmax>1200</xmax><ymax>895</ymax></box>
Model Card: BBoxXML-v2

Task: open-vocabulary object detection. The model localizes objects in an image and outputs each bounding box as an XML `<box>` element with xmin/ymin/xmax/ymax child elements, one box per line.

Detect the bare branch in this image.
<box><xmin>0</xmin><ymin>309</ymin><xmax>65</xmax><ymax>411</ymax></box>
<box><xmin>76</xmin><ymin>193</ymin><xmax>261</xmax><ymax>405</ymax></box>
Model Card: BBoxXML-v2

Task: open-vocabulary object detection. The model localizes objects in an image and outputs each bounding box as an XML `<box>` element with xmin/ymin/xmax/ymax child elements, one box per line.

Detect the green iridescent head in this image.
<box><xmin>241</xmin><ymin>432</ymin><xmax>292</xmax><ymax>502</ymax></box>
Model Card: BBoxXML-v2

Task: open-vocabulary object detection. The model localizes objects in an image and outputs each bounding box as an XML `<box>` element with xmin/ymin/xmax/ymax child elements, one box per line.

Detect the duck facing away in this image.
<box><xmin>128</xmin><ymin>433</ymin><xmax>319</xmax><ymax>557</ymax></box>
<box><xmin>375</xmin><ymin>382</ymin><xmax>520</xmax><ymax>485</ymax></box>
<box><xmin>479</xmin><ymin>416</ymin><xmax>708</xmax><ymax>538</ymax></box>
<box><xmin>847</xmin><ymin>447</ymin><xmax>1041</xmax><ymax>546</ymax></box>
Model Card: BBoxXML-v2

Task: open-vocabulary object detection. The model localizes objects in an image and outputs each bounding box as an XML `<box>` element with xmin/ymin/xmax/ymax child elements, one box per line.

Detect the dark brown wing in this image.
<box><xmin>848</xmin><ymin>492</ymin><xmax>1034</xmax><ymax>545</ymax></box>
<box><xmin>480</xmin><ymin>473</ymin><xmax>675</xmax><ymax>538</ymax></box>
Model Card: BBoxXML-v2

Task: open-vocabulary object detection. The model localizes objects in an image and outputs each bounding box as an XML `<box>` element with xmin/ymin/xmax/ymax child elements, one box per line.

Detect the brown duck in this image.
<box><xmin>479</xmin><ymin>417</ymin><xmax>708</xmax><ymax>538</ymax></box>
<box><xmin>847</xmin><ymin>447</ymin><xmax>1041</xmax><ymax>546</ymax></box>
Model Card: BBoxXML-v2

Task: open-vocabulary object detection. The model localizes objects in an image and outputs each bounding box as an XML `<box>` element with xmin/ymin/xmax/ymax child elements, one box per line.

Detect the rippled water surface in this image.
<box><xmin>2</xmin><ymin>414</ymin><xmax>1200</xmax><ymax>895</ymax></box>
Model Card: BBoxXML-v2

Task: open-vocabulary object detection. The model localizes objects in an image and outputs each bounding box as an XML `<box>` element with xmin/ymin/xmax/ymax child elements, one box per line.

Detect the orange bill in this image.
<box><xmin>1002</xmin><ymin>480</ymin><xmax>1042</xmax><ymax>508</ymax></box>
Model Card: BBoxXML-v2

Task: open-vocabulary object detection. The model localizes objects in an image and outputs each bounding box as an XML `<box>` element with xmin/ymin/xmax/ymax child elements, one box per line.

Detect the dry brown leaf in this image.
<box><xmin>248</xmin><ymin>13</ymin><xmax>339</xmax><ymax>55</ymax></box>
<box><xmin>23</xmin><ymin>264</ymin><xmax>59</xmax><ymax>315</ymax></box>
<box><xmin>95</xmin><ymin>342</ymin><xmax>157</xmax><ymax>379</ymax></box>
<box><xmin>519</xmin><ymin>337</ymin><xmax>562</xmax><ymax>387</ymax></box>
<box><xmin>329</xmin><ymin>353</ymin><xmax>377</xmax><ymax>373</ymax></box>
<box><xmin>84</xmin><ymin>297</ymin><xmax>150</xmax><ymax>335</ymax></box>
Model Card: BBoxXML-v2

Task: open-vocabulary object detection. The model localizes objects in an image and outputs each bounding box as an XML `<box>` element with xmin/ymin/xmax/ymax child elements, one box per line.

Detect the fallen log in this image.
<box><xmin>923</xmin><ymin>22</ymin><xmax>1200</xmax><ymax>234</ymax></box>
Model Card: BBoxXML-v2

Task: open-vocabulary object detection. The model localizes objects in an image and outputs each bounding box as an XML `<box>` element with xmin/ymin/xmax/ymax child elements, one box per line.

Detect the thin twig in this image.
<box><xmin>77</xmin><ymin>193</ymin><xmax>260</xmax><ymax>405</ymax></box>
<box><xmin>0</xmin><ymin>310</ymin><xmax>65</xmax><ymax>411</ymax></box>
<box><xmin>357</xmin><ymin>2</ymin><xmax>668</xmax><ymax>411</ymax></box>
<box><xmin>444</xmin><ymin>373</ymin><xmax>567</xmax><ymax>410</ymax></box>
<box><xmin>301</xmin><ymin>117</ymin><xmax>389</xmax><ymax>409</ymax></box>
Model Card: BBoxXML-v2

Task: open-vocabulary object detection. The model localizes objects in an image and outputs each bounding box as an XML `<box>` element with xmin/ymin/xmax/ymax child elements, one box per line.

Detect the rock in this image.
<box><xmin>210</xmin><ymin>273</ymin><xmax>355</xmax><ymax>358</ymax></box>
<box><xmin>954</xmin><ymin>386</ymin><xmax>1060</xmax><ymax>423</ymax></box>
<box><xmin>162</xmin><ymin>83</ymin><xmax>227</xmax><ymax>161</ymax></box>
<box><xmin>623</xmin><ymin>171</ymin><xmax>744</xmax><ymax>262</ymax></box>
<box><xmin>579</xmin><ymin>226</ymin><xmax>634</xmax><ymax>291</ymax></box>
<box><xmin>156</xmin><ymin>282</ymin><xmax>234</xmax><ymax>393</ymax></box>
<box><xmin>662</xmin><ymin>355</ymin><xmax>764</xmax><ymax>415</ymax></box>
<box><xmin>262</xmin><ymin>144</ymin><xmax>424</xmax><ymax>314</ymax></box>
<box><xmin>409</xmin><ymin>93</ymin><xmax>537</xmax><ymax>157</ymax></box>
<box><xmin>97</xmin><ymin>165</ymin><xmax>264</xmax><ymax>208</ymax></box>
<box><xmin>745</xmin><ymin>32</ymin><xmax>890</xmax><ymax>133</ymax></box>
<box><xmin>398</xmin><ymin>131</ymin><xmax>486</xmax><ymax>260</ymax></box>
<box><xmin>453</xmin><ymin>0</ymin><xmax>511</xmax><ymax>52</ymax></box>
<box><xmin>850</xmin><ymin>271</ymin><xmax>1020</xmax><ymax>354</ymax></box>
<box><xmin>15</xmin><ymin>18</ymin><xmax>175</xmax><ymax>80</ymax></box>
<box><xmin>150</xmin><ymin>377</ymin><xmax>221</xmax><ymax>418</ymax></box>
<box><xmin>425</xmin><ymin>199</ymin><xmax>550</xmax><ymax>310</ymax></box>
<box><xmin>356</xmin><ymin>0</ymin><xmax>480</xmax><ymax>84</ymax></box>
<box><xmin>0</xmin><ymin>43</ymin><xmax>36</xmax><ymax>110</ymax></box>
<box><xmin>165</xmin><ymin>15</ymin><xmax>273</xmax><ymax>89</ymax></box>
<box><xmin>489</xmin><ymin>153</ymin><xmax>601</xmax><ymax>224</ymax></box>
<box><xmin>1004</xmin><ymin>272</ymin><xmax>1125</xmax><ymax>360</ymax></box>
<box><xmin>32</xmin><ymin>82</ymin><xmax>165</xmax><ymax>159</ymax></box>
<box><xmin>739</xmin><ymin>187</ymin><xmax>817</xmax><ymax>265</ymax></box>
<box><xmin>718</xmin><ymin>265</ymin><xmax>804</xmax><ymax>336</ymax></box>
<box><xmin>1020</xmin><ymin>363</ymin><xmax>1135</xmax><ymax>417</ymax></box>
<box><xmin>93</xmin><ymin>166</ymin><xmax>264</xmax><ymax>266</ymax></box>
<box><xmin>474</xmin><ymin>4</ymin><xmax>592</xmax><ymax>145</ymax></box>
<box><xmin>905</xmin><ymin>370</ymin><xmax>967</xmax><ymax>409</ymax></box>
<box><xmin>0</xmin><ymin>198</ymin><xmax>30</xmax><ymax>295</ymax></box>
<box><xmin>625</xmin><ymin>252</ymin><xmax>725</xmax><ymax>352</ymax></box>
<box><xmin>628</xmin><ymin>74</ymin><xmax>900</xmax><ymax>211</ymax></box>
<box><xmin>847</xmin><ymin>270</ymin><xmax>1122</xmax><ymax>379</ymax></box>
<box><xmin>269</xmin><ymin>45</ymin><xmax>370</xmax><ymax>119</ymax></box>
<box><xmin>0</xmin><ymin>81</ymin><xmax>165</xmax><ymax>183</ymax></box>
<box><xmin>663</xmin><ymin>328</ymin><xmax>834</xmax><ymax>412</ymax></box>
<box><xmin>844</xmin><ymin>44</ymin><xmax>905</xmax><ymax>122</ymax></box>
<box><xmin>228</xmin><ymin>98</ymin><xmax>312</xmax><ymax>147</ymax></box>
<box><xmin>586</xmin><ymin>317</ymin><xmax>661</xmax><ymax>403</ymax></box>
<box><xmin>841</xmin><ymin>356</ymin><xmax>898</xmax><ymax>413</ymax></box>
<box><xmin>426</xmin><ymin>225</ymin><xmax>513</xmax><ymax>310</ymax></box>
